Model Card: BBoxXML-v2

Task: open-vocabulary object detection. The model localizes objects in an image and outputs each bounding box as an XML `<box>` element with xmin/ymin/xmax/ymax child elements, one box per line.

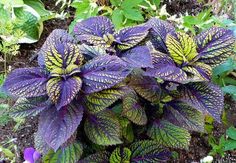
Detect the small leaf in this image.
<box><xmin>85</xmin><ymin>84</ymin><xmax>127</xmax><ymax>113</ymax></box>
<box><xmin>43</xmin><ymin>141</ymin><xmax>83</xmax><ymax>163</ymax></box>
<box><xmin>121</xmin><ymin>0</ymin><xmax>143</xmax><ymax>9</ymax></box>
<box><xmin>222</xmin><ymin>85</ymin><xmax>236</xmax><ymax>96</ymax></box>
<box><xmin>226</xmin><ymin>127</ymin><xmax>236</xmax><ymax>140</ymax></box>
<box><xmin>84</xmin><ymin>110</ymin><xmax>122</xmax><ymax>146</ymax></box>
<box><xmin>122</xmin><ymin>92</ymin><xmax>147</xmax><ymax>125</ymax></box>
<box><xmin>110</xmin><ymin>147</ymin><xmax>131</xmax><ymax>163</ymax></box>
<box><xmin>123</xmin><ymin>8</ymin><xmax>144</xmax><ymax>21</ymax></box>
<box><xmin>112</xmin><ymin>9</ymin><xmax>123</xmax><ymax>29</ymax></box>
<box><xmin>78</xmin><ymin>151</ymin><xmax>110</xmax><ymax>163</ymax></box>
<box><xmin>110</xmin><ymin>0</ymin><xmax>121</xmax><ymax>6</ymax></box>
<box><xmin>224</xmin><ymin>139</ymin><xmax>236</xmax><ymax>151</ymax></box>
<box><xmin>147</xmin><ymin>120</ymin><xmax>191</xmax><ymax>149</ymax></box>
<box><xmin>166</xmin><ymin>32</ymin><xmax>197</xmax><ymax>65</ymax></box>
<box><xmin>38</xmin><ymin>103</ymin><xmax>84</xmax><ymax>151</ymax></box>
<box><xmin>130</xmin><ymin>140</ymin><xmax>171</xmax><ymax>162</ymax></box>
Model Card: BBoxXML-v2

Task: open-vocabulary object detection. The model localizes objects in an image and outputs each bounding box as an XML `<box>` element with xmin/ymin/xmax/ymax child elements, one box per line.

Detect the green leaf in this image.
<box><xmin>110</xmin><ymin>147</ymin><xmax>131</xmax><ymax>163</ymax></box>
<box><xmin>110</xmin><ymin>0</ymin><xmax>121</xmax><ymax>6</ymax></box>
<box><xmin>79</xmin><ymin>151</ymin><xmax>110</xmax><ymax>163</ymax></box>
<box><xmin>123</xmin><ymin>8</ymin><xmax>144</xmax><ymax>21</ymax></box>
<box><xmin>147</xmin><ymin>120</ymin><xmax>191</xmax><ymax>149</ymax></box>
<box><xmin>213</xmin><ymin>58</ymin><xmax>236</xmax><ymax>76</ymax></box>
<box><xmin>222</xmin><ymin>85</ymin><xmax>236</xmax><ymax>96</ymax></box>
<box><xmin>130</xmin><ymin>140</ymin><xmax>171</xmax><ymax>162</ymax></box>
<box><xmin>0</xmin><ymin>146</ymin><xmax>15</xmax><ymax>159</ymax></box>
<box><xmin>119</xmin><ymin>117</ymin><xmax>134</xmax><ymax>142</ymax></box>
<box><xmin>14</xmin><ymin>7</ymin><xmax>41</xmax><ymax>42</ymax></box>
<box><xmin>122</xmin><ymin>92</ymin><xmax>147</xmax><ymax>125</ymax></box>
<box><xmin>0</xmin><ymin>4</ymin><xmax>10</xmax><ymax>23</ymax></box>
<box><xmin>43</xmin><ymin>141</ymin><xmax>83</xmax><ymax>163</ymax></box>
<box><xmin>85</xmin><ymin>84</ymin><xmax>127</xmax><ymax>113</ymax></box>
<box><xmin>112</xmin><ymin>9</ymin><xmax>123</xmax><ymax>29</ymax></box>
<box><xmin>23</xmin><ymin>0</ymin><xmax>50</xmax><ymax>17</ymax></box>
<box><xmin>226</xmin><ymin>127</ymin><xmax>236</xmax><ymax>140</ymax></box>
<box><xmin>121</xmin><ymin>0</ymin><xmax>143</xmax><ymax>9</ymax></box>
<box><xmin>224</xmin><ymin>139</ymin><xmax>236</xmax><ymax>151</ymax></box>
<box><xmin>84</xmin><ymin>110</ymin><xmax>122</xmax><ymax>146</ymax></box>
<box><xmin>0</xmin><ymin>0</ymin><xmax>24</xmax><ymax>6</ymax></box>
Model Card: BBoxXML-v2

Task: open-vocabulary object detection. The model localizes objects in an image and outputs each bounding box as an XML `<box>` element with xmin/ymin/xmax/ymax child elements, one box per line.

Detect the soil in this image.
<box><xmin>0</xmin><ymin>1</ymin><xmax>236</xmax><ymax>163</ymax></box>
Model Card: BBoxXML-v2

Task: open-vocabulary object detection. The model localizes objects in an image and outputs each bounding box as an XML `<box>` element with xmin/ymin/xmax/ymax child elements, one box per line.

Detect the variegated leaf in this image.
<box><xmin>110</xmin><ymin>147</ymin><xmax>131</xmax><ymax>163</ymax></box>
<box><xmin>122</xmin><ymin>92</ymin><xmax>147</xmax><ymax>125</ymax></box>
<box><xmin>44</xmin><ymin>42</ymin><xmax>83</xmax><ymax>72</ymax></box>
<box><xmin>121</xmin><ymin>45</ymin><xmax>153</xmax><ymax>68</ymax></box>
<box><xmin>85</xmin><ymin>84</ymin><xmax>127</xmax><ymax>113</ymax></box>
<box><xmin>147</xmin><ymin>120</ymin><xmax>191</xmax><ymax>149</ymax></box>
<box><xmin>114</xmin><ymin>25</ymin><xmax>149</xmax><ymax>50</ymax></box>
<box><xmin>129</xmin><ymin>73</ymin><xmax>161</xmax><ymax>102</ymax></box>
<box><xmin>38</xmin><ymin>29</ymin><xmax>76</xmax><ymax>68</ymax></box>
<box><xmin>38</xmin><ymin>103</ymin><xmax>84</xmax><ymax>151</ymax></box>
<box><xmin>73</xmin><ymin>16</ymin><xmax>115</xmax><ymax>46</ymax></box>
<box><xmin>164</xmin><ymin>102</ymin><xmax>205</xmax><ymax>132</ymax></box>
<box><xmin>183</xmin><ymin>62</ymin><xmax>212</xmax><ymax>82</ymax></box>
<box><xmin>145</xmin><ymin>50</ymin><xmax>187</xmax><ymax>83</ymax></box>
<box><xmin>46</xmin><ymin>76</ymin><xmax>82</xmax><ymax>110</ymax></box>
<box><xmin>81</xmin><ymin>55</ymin><xmax>130</xmax><ymax>94</ymax></box>
<box><xmin>2</xmin><ymin>68</ymin><xmax>48</xmax><ymax>98</ymax></box>
<box><xmin>147</xmin><ymin>17</ymin><xmax>175</xmax><ymax>53</ymax></box>
<box><xmin>43</xmin><ymin>141</ymin><xmax>83</xmax><ymax>163</ymax></box>
<box><xmin>195</xmin><ymin>27</ymin><xmax>235</xmax><ymax>67</ymax></box>
<box><xmin>130</xmin><ymin>140</ymin><xmax>171</xmax><ymax>162</ymax></box>
<box><xmin>78</xmin><ymin>151</ymin><xmax>110</xmax><ymax>163</ymax></box>
<box><xmin>177</xmin><ymin>82</ymin><xmax>224</xmax><ymax>122</ymax></box>
<box><xmin>84</xmin><ymin>110</ymin><xmax>122</xmax><ymax>146</ymax></box>
<box><xmin>166</xmin><ymin>32</ymin><xmax>197</xmax><ymax>65</ymax></box>
<box><xmin>10</xmin><ymin>96</ymin><xmax>49</xmax><ymax>118</ymax></box>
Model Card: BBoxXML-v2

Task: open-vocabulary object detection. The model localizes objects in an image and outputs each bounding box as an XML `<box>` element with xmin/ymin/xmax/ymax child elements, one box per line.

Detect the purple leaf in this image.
<box><xmin>3</xmin><ymin>67</ymin><xmax>48</xmax><ymax>98</ymax></box>
<box><xmin>195</xmin><ymin>27</ymin><xmax>235</xmax><ymax>67</ymax></box>
<box><xmin>147</xmin><ymin>18</ymin><xmax>175</xmax><ymax>53</ymax></box>
<box><xmin>46</xmin><ymin>76</ymin><xmax>82</xmax><ymax>110</ymax></box>
<box><xmin>73</xmin><ymin>16</ymin><xmax>115</xmax><ymax>46</ymax></box>
<box><xmin>38</xmin><ymin>103</ymin><xmax>84</xmax><ymax>151</ymax></box>
<box><xmin>121</xmin><ymin>46</ymin><xmax>153</xmax><ymax>68</ymax></box>
<box><xmin>145</xmin><ymin>50</ymin><xmax>187</xmax><ymax>83</ymax></box>
<box><xmin>38</xmin><ymin>29</ymin><xmax>76</xmax><ymax>68</ymax></box>
<box><xmin>178</xmin><ymin>82</ymin><xmax>224</xmax><ymax>122</ymax></box>
<box><xmin>81</xmin><ymin>55</ymin><xmax>130</xmax><ymax>94</ymax></box>
<box><xmin>164</xmin><ymin>102</ymin><xmax>205</xmax><ymax>132</ymax></box>
<box><xmin>114</xmin><ymin>25</ymin><xmax>149</xmax><ymax>50</ymax></box>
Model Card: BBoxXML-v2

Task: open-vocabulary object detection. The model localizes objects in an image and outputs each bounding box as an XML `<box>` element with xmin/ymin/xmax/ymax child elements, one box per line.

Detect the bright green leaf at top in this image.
<box><xmin>226</xmin><ymin>127</ymin><xmax>236</xmax><ymax>140</ymax></box>
<box><xmin>147</xmin><ymin>120</ymin><xmax>191</xmax><ymax>149</ymax></box>
<box><xmin>123</xmin><ymin>8</ymin><xmax>144</xmax><ymax>21</ymax></box>
<box><xmin>110</xmin><ymin>0</ymin><xmax>121</xmax><ymax>6</ymax></box>
<box><xmin>112</xmin><ymin>9</ymin><xmax>123</xmax><ymax>29</ymax></box>
<box><xmin>110</xmin><ymin>147</ymin><xmax>131</xmax><ymax>163</ymax></box>
<box><xmin>0</xmin><ymin>0</ymin><xmax>24</xmax><ymax>7</ymax></box>
<box><xmin>166</xmin><ymin>32</ymin><xmax>197</xmax><ymax>65</ymax></box>
<box><xmin>121</xmin><ymin>0</ymin><xmax>143</xmax><ymax>9</ymax></box>
<box><xmin>43</xmin><ymin>141</ymin><xmax>83</xmax><ymax>163</ymax></box>
<box><xmin>23</xmin><ymin>0</ymin><xmax>51</xmax><ymax>17</ymax></box>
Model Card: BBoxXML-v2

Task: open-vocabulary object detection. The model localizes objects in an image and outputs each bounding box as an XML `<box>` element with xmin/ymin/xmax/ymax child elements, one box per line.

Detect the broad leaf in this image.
<box><xmin>129</xmin><ymin>73</ymin><xmax>161</xmax><ymax>102</ymax></box>
<box><xmin>46</xmin><ymin>76</ymin><xmax>82</xmax><ymax>110</ymax></box>
<box><xmin>38</xmin><ymin>103</ymin><xmax>84</xmax><ymax>151</ymax></box>
<box><xmin>195</xmin><ymin>27</ymin><xmax>235</xmax><ymax>67</ymax></box>
<box><xmin>119</xmin><ymin>117</ymin><xmax>134</xmax><ymax>143</ymax></box>
<box><xmin>145</xmin><ymin>50</ymin><xmax>187</xmax><ymax>83</ymax></box>
<box><xmin>166</xmin><ymin>32</ymin><xmax>197</xmax><ymax>65</ymax></box>
<box><xmin>130</xmin><ymin>140</ymin><xmax>171</xmax><ymax>162</ymax></box>
<box><xmin>147</xmin><ymin>17</ymin><xmax>175</xmax><ymax>53</ymax></box>
<box><xmin>121</xmin><ymin>46</ymin><xmax>153</xmax><ymax>68</ymax></box>
<box><xmin>164</xmin><ymin>102</ymin><xmax>205</xmax><ymax>132</ymax></box>
<box><xmin>73</xmin><ymin>16</ymin><xmax>115</xmax><ymax>46</ymax></box>
<box><xmin>43</xmin><ymin>141</ymin><xmax>83</xmax><ymax>163</ymax></box>
<box><xmin>3</xmin><ymin>68</ymin><xmax>48</xmax><ymax>98</ymax></box>
<box><xmin>81</xmin><ymin>55</ymin><xmax>130</xmax><ymax>94</ymax></box>
<box><xmin>122</xmin><ymin>92</ymin><xmax>147</xmax><ymax>125</ymax></box>
<box><xmin>178</xmin><ymin>82</ymin><xmax>224</xmax><ymax>122</ymax></box>
<box><xmin>115</xmin><ymin>25</ymin><xmax>149</xmax><ymax>50</ymax></box>
<box><xmin>84</xmin><ymin>110</ymin><xmax>122</xmax><ymax>146</ymax></box>
<box><xmin>78</xmin><ymin>151</ymin><xmax>110</xmax><ymax>163</ymax></box>
<box><xmin>110</xmin><ymin>147</ymin><xmax>131</xmax><ymax>163</ymax></box>
<box><xmin>10</xmin><ymin>96</ymin><xmax>48</xmax><ymax>118</ymax></box>
<box><xmin>85</xmin><ymin>84</ymin><xmax>127</xmax><ymax>113</ymax></box>
<box><xmin>147</xmin><ymin>120</ymin><xmax>191</xmax><ymax>149</ymax></box>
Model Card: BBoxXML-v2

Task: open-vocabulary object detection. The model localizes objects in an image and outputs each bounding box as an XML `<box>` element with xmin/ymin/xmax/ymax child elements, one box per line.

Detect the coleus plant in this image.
<box><xmin>1</xmin><ymin>16</ymin><xmax>235</xmax><ymax>163</ymax></box>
